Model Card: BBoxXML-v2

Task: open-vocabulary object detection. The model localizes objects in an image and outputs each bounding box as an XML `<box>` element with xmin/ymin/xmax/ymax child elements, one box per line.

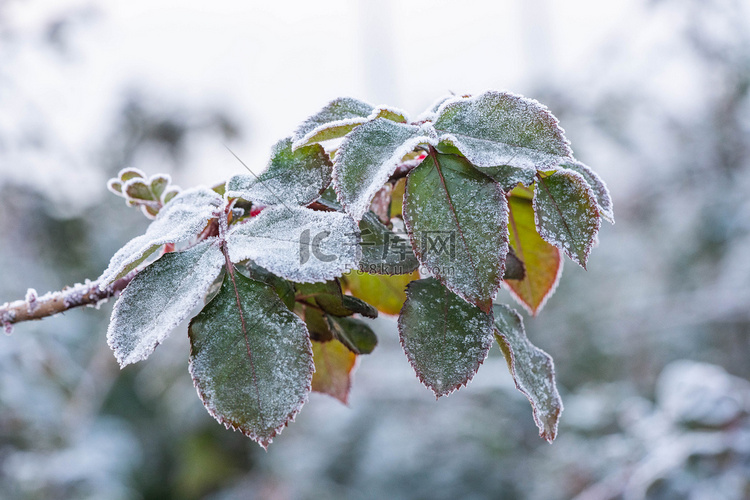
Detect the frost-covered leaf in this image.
<box><xmin>433</xmin><ymin>91</ymin><xmax>572</xmax><ymax>170</ymax></box>
<box><xmin>506</xmin><ymin>194</ymin><xmax>562</xmax><ymax>315</ymax></box>
<box><xmin>312</xmin><ymin>339</ymin><xmax>357</xmax><ymax>404</ymax></box>
<box><xmin>226</xmin><ymin>138</ymin><xmax>333</xmax><ymax>206</ymax></box>
<box><xmin>162</xmin><ymin>187</ymin><xmax>180</xmax><ymax>204</ymax></box>
<box><xmin>333</xmin><ymin>118</ymin><xmax>437</xmax><ymax>221</ymax></box>
<box><xmin>124</xmin><ymin>178</ymin><xmax>155</xmax><ymax>201</ymax></box>
<box><xmin>99</xmin><ymin>187</ymin><xmax>223</xmax><ymax>286</ymax></box>
<box><xmin>417</xmin><ymin>94</ymin><xmax>456</xmax><ymax>121</ymax></box>
<box><xmin>238</xmin><ymin>260</ymin><xmax>296</xmax><ymax>311</ymax></box>
<box><xmin>399</xmin><ymin>278</ymin><xmax>495</xmax><ymax>397</ymax></box>
<box><xmin>107</xmin><ymin>179</ymin><xmax>123</xmax><ymax>195</ymax></box>
<box><xmin>372</xmin><ymin>105</ymin><xmax>408</xmax><ymax>123</ymax></box>
<box><xmin>559</xmin><ymin>159</ymin><xmax>614</xmax><ymax>223</ymax></box>
<box><xmin>189</xmin><ymin>271</ymin><xmax>313</xmax><ymax>449</ymax></box>
<box><xmin>493</xmin><ymin>304</ymin><xmax>563</xmax><ymax>443</ymax></box>
<box><xmin>341</xmin><ymin>270</ymin><xmax>418</xmax><ymax>315</ymax></box>
<box><xmin>118</xmin><ymin>167</ymin><xmax>145</xmax><ymax>182</ymax></box>
<box><xmin>149</xmin><ymin>174</ymin><xmax>171</xmax><ymax>201</ymax></box>
<box><xmin>227</xmin><ymin>206</ymin><xmax>360</xmax><ymax>283</ymax></box>
<box><xmin>292</xmin><ymin>97</ymin><xmax>374</xmax><ymax>150</ymax></box>
<box><xmin>533</xmin><ymin>170</ymin><xmax>600</xmax><ymax>269</ymax></box>
<box><xmin>403</xmin><ymin>152</ymin><xmax>508</xmax><ymax>313</ymax></box>
<box><xmin>107</xmin><ymin>240</ymin><xmax>224</xmax><ymax>367</ymax></box>
<box><xmin>359</xmin><ymin>212</ymin><xmax>419</xmax><ymax>275</ymax></box>
<box><xmin>327</xmin><ymin>316</ymin><xmax>377</xmax><ymax>355</ymax></box>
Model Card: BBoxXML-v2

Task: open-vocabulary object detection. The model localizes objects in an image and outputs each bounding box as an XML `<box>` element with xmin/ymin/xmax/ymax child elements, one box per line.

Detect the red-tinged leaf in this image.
<box><xmin>398</xmin><ymin>278</ymin><xmax>495</xmax><ymax>398</ymax></box>
<box><xmin>403</xmin><ymin>151</ymin><xmax>508</xmax><ymax>313</ymax></box>
<box><xmin>533</xmin><ymin>170</ymin><xmax>600</xmax><ymax>269</ymax></box>
<box><xmin>341</xmin><ymin>270</ymin><xmax>418</xmax><ymax>315</ymax></box>
<box><xmin>189</xmin><ymin>271</ymin><xmax>314</xmax><ymax>449</ymax></box>
<box><xmin>312</xmin><ymin>339</ymin><xmax>357</xmax><ymax>404</ymax></box>
<box><xmin>506</xmin><ymin>193</ymin><xmax>562</xmax><ymax>315</ymax></box>
<box><xmin>493</xmin><ymin>304</ymin><xmax>563</xmax><ymax>443</ymax></box>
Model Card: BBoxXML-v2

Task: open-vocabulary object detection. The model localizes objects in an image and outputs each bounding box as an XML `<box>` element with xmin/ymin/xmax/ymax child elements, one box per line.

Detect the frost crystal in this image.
<box><xmin>433</xmin><ymin>91</ymin><xmax>572</xmax><ymax>170</ymax></box>
<box><xmin>107</xmin><ymin>239</ymin><xmax>225</xmax><ymax>367</ymax></box>
<box><xmin>227</xmin><ymin>206</ymin><xmax>360</xmax><ymax>283</ymax></box>
<box><xmin>98</xmin><ymin>187</ymin><xmax>222</xmax><ymax>287</ymax></box>
<box><xmin>493</xmin><ymin>304</ymin><xmax>563</xmax><ymax>442</ymax></box>
<box><xmin>333</xmin><ymin>118</ymin><xmax>437</xmax><ymax>222</ymax></box>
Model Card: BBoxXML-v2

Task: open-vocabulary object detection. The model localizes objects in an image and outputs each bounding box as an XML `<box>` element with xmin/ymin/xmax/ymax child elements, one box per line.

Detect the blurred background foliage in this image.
<box><xmin>1</xmin><ymin>0</ymin><xmax>749</xmax><ymax>499</ymax></box>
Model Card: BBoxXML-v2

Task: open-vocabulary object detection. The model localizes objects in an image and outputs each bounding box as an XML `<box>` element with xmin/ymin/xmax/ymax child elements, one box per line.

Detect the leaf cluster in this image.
<box><xmin>99</xmin><ymin>91</ymin><xmax>613</xmax><ymax>447</ymax></box>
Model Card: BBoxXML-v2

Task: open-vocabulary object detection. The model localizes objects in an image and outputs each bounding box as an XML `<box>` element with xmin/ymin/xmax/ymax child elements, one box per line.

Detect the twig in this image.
<box><xmin>0</xmin><ymin>273</ymin><xmax>136</xmax><ymax>333</ymax></box>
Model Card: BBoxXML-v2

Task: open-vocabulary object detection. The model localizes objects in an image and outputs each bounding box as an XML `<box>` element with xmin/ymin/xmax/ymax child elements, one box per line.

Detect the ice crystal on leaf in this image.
<box><xmin>98</xmin><ymin>187</ymin><xmax>222</xmax><ymax>286</ymax></box>
<box><xmin>533</xmin><ymin>170</ymin><xmax>600</xmax><ymax>269</ymax></box>
<box><xmin>433</xmin><ymin>91</ymin><xmax>572</xmax><ymax>170</ymax></box>
<box><xmin>226</xmin><ymin>206</ymin><xmax>360</xmax><ymax>283</ymax></box>
<box><xmin>226</xmin><ymin>137</ymin><xmax>332</xmax><ymax>206</ymax></box>
<box><xmin>107</xmin><ymin>240</ymin><xmax>224</xmax><ymax>367</ymax></box>
<box><xmin>189</xmin><ymin>272</ymin><xmax>313</xmax><ymax>449</ymax></box>
<box><xmin>493</xmin><ymin>304</ymin><xmax>563</xmax><ymax>443</ymax></box>
<box><xmin>333</xmin><ymin>118</ymin><xmax>437</xmax><ymax>222</ymax></box>
<box><xmin>399</xmin><ymin>278</ymin><xmax>495</xmax><ymax>398</ymax></box>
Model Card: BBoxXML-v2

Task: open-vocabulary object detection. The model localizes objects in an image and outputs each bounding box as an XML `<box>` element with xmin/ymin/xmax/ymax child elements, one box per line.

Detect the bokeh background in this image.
<box><xmin>2</xmin><ymin>0</ymin><xmax>750</xmax><ymax>499</ymax></box>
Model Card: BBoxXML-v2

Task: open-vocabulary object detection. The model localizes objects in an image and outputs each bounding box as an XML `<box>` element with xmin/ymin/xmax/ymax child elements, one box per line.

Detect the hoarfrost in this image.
<box><xmin>398</xmin><ymin>278</ymin><xmax>495</xmax><ymax>398</ymax></box>
<box><xmin>292</xmin><ymin>97</ymin><xmax>374</xmax><ymax>150</ymax></box>
<box><xmin>189</xmin><ymin>273</ymin><xmax>314</xmax><ymax>449</ymax></box>
<box><xmin>107</xmin><ymin>239</ymin><xmax>224</xmax><ymax>367</ymax></box>
<box><xmin>333</xmin><ymin>118</ymin><xmax>437</xmax><ymax>222</ymax></box>
<box><xmin>493</xmin><ymin>303</ymin><xmax>563</xmax><ymax>443</ymax></box>
<box><xmin>98</xmin><ymin>187</ymin><xmax>222</xmax><ymax>287</ymax></box>
<box><xmin>533</xmin><ymin>170</ymin><xmax>601</xmax><ymax>269</ymax></box>
<box><xmin>559</xmin><ymin>159</ymin><xmax>615</xmax><ymax>224</ymax></box>
<box><xmin>433</xmin><ymin>91</ymin><xmax>572</xmax><ymax>170</ymax></box>
<box><xmin>226</xmin><ymin>137</ymin><xmax>332</xmax><ymax>206</ymax></box>
<box><xmin>227</xmin><ymin>206</ymin><xmax>360</xmax><ymax>283</ymax></box>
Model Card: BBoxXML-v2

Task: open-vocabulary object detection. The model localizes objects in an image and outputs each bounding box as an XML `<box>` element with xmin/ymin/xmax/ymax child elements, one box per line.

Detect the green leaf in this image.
<box><xmin>292</xmin><ymin>97</ymin><xmax>374</xmax><ymax>150</ymax></box>
<box><xmin>107</xmin><ymin>240</ymin><xmax>225</xmax><ymax>367</ymax></box>
<box><xmin>149</xmin><ymin>174</ymin><xmax>171</xmax><ymax>200</ymax></box>
<box><xmin>359</xmin><ymin>212</ymin><xmax>419</xmax><ymax>275</ymax></box>
<box><xmin>311</xmin><ymin>339</ymin><xmax>357</xmax><ymax>404</ymax></box>
<box><xmin>403</xmin><ymin>152</ymin><xmax>508</xmax><ymax>313</ymax></box>
<box><xmin>227</xmin><ymin>206</ymin><xmax>360</xmax><ymax>283</ymax></box>
<box><xmin>327</xmin><ymin>316</ymin><xmax>377</xmax><ymax>355</ymax></box>
<box><xmin>238</xmin><ymin>260</ymin><xmax>296</xmax><ymax>311</ymax></box>
<box><xmin>303</xmin><ymin>305</ymin><xmax>333</xmax><ymax>342</ymax></box>
<box><xmin>372</xmin><ymin>106</ymin><xmax>408</xmax><ymax>123</ymax></box>
<box><xmin>295</xmin><ymin>280</ymin><xmax>350</xmax><ymax>317</ymax></box>
<box><xmin>493</xmin><ymin>304</ymin><xmax>563</xmax><ymax>443</ymax></box>
<box><xmin>533</xmin><ymin>170</ymin><xmax>600</xmax><ymax>269</ymax></box>
<box><xmin>559</xmin><ymin>159</ymin><xmax>614</xmax><ymax>224</ymax></box>
<box><xmin>99</xmin><ymin>187</ymin><xmax>223</xmax><ymax>286</ymax></box>
<box><xmin>118</xmin><ymin>167</ymin><xmax>145</xmax><ymax>182</ymax></box>
<box><xmin>433</xmin><ymin>91</ymin><xmax>572</xmax><ymax>170</ymax></box>
<box><xmin>226</xmin><ymin>137</ymin><xmax>333</xmax><ymax>206</ymax></box>
<box><xmin>124</xmin><ymin>178</ymin><xmax>155</xmax><ymax>201</ymax></box>
<box><xmin>341</xmin><ymin>270</ymin><xmax>418</xmax><ymax>315</ymax></box>
<box><xmin>398</xmin><ymin>278</ymin><xmax>495</xmax><ymax>397</ymax></box>
<box><xmin>333</xmin><ymin>118</ymin><xmax>437</xmax><ymax>221</ymax></box>
<box><xmin>341</xmin><ymin>295</ymin><xmax>378</xmax><ymax>319</ymax></box>
<box><xmin>506</xmin><ymin>194</ymin><xmax>562</xmax><ymax>315</ymax></box>
<box><xmin>189</xmin><ymin>271</ymin><xmax>314</xmax><ymax>449</ymax></box>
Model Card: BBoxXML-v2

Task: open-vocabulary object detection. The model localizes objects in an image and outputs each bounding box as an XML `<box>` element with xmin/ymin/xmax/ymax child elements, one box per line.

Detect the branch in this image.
<box><xmin>0</xmin><ymin>273</ymin><xmax>136</xmax><ymax>333</ymax></box>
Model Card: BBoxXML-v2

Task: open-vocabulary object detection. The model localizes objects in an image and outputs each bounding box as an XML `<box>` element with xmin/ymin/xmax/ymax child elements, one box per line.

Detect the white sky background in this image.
<box><xmin>0</xmin><ymin>0</ymin><xmax>686</xmax><ymax>213</ymax></box>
